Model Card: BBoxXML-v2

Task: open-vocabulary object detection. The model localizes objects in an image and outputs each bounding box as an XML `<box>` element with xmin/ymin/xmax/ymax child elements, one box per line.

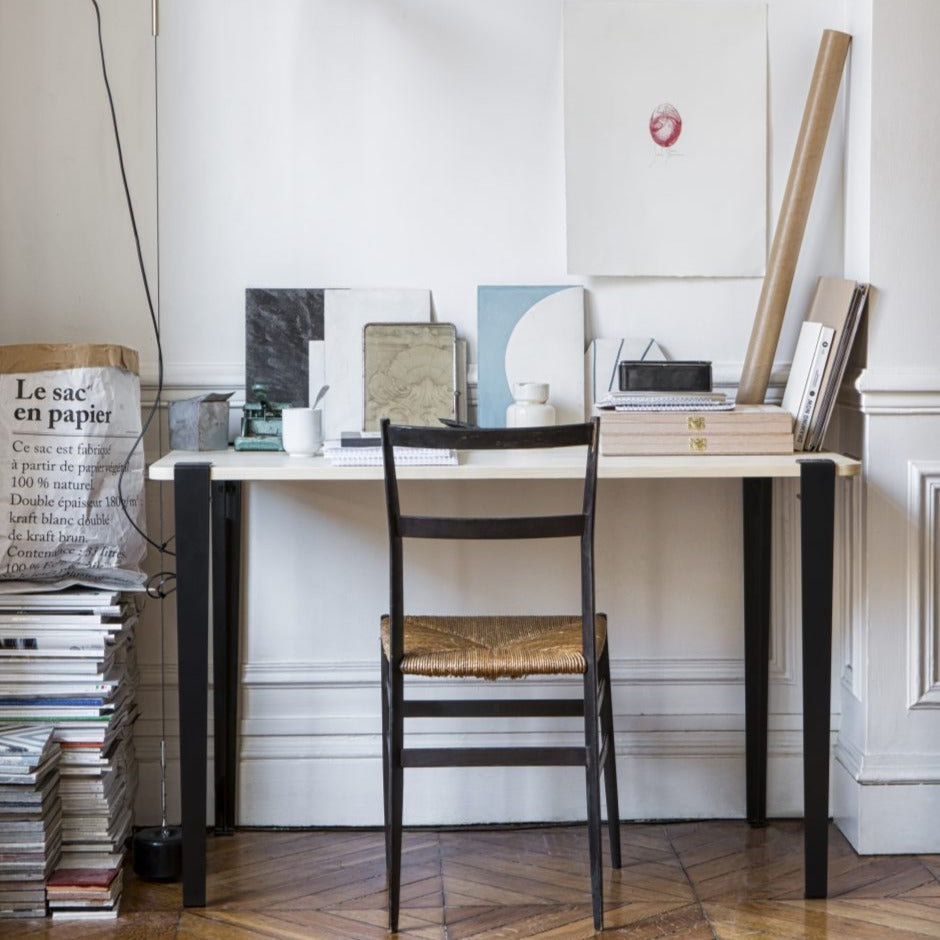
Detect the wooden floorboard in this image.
<box><xmin>8</xmin><ymin>820</ymin><xmax>940</xmax><ymax>938</ymax></box>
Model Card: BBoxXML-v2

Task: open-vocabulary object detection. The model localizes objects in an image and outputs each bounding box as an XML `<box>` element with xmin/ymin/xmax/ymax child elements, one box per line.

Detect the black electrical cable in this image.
<box><xmin>90</xmin><ymin>5</ymin><xmax>182</xmax><ymax>876</ymax></box>
<box><xmin>89</xmin><ymin>0</ymin><xmax>176</xmax><ymax>597</ymax></box>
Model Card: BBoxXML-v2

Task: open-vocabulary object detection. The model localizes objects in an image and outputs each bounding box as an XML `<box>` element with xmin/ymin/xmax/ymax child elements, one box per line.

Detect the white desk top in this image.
<box><xmin>149</xmin><ymin>448</ymin><xmax>861</xmax><ymax>482</ymax></box>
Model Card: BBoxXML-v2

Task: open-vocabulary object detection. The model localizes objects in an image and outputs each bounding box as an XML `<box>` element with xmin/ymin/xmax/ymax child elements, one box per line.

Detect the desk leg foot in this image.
<box><xmin>800</xmin><ymin>459</ymin><xmax>835</xmax><ymax>900</ymax></box>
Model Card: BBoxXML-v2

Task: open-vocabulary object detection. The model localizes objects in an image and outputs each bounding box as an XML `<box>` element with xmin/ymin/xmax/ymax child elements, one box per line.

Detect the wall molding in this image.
<box><xmin>836</xmin><ymin>735</ymin><xmax>940</xmax><ymax>785</ymax></box>
<box><xmin>839</xmin><ymin>472</ymin><xmax>865</xmax><ymax>700</ymax></box>
<box><xmin>140</xmin><ymin>363</ymin><xmax>940</xmax><ymax>411</ymax></box>
<box><xmin>907</xmin><ymin>461</ymin><xmax>940</xmax><ymax>707</ymax></box>
<box><xmin>852</xmin><ymin>367</ymin><xmax>940</xmax><ymax>413</ymax></box>
<box><xmin>137</xmin><ymin>652</ymin><xmax>798</xmax><ymax>694</ymax></box>
<box><xmin>133</xmin><ymin>717</ymin><xmax>821</xmax><ymax>764</ymax></box>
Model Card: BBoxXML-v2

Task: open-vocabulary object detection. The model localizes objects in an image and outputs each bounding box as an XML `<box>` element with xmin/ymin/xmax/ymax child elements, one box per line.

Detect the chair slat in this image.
<box><xmin>387</xmin><ymin>422</ymin><xmax>594</xmax><ymax>451</ymax></box>
<box><xmin>398</xmin><ymin>514</ymin><xmax>584</xmax><ymax>540</ymax></box>
<box><xmin>403</xmin><ymin>699</ymin><xmax>584</xmax><ymax>719</ymax></box>
<box><xmin>401</xmin><ymin>746</ymin><xmax>587</xmax><ymax>768</ymax></box>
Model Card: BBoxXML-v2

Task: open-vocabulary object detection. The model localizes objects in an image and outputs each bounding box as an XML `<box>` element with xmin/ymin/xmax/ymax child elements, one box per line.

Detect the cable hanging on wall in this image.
<box><xmin>89</xmin><ymin>0</ymin><xmax>181</xmax><ymax>880</ymax></box>
<box><xmin>90</xmin><ymin>0</ymin><xmax>175</xmax><ymax>585</ymax></box>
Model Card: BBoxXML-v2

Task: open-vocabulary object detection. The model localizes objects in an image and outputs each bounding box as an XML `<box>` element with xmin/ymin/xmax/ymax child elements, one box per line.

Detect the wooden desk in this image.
<box><xmin>148</xmin><ymin>448</ymin><xmax>860</xmax><ymax>907</ymax></box>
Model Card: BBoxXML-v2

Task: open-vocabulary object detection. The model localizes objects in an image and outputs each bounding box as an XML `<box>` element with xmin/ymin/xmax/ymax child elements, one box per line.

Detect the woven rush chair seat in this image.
<box><xmin>380</xmin><ymin>613</ymin><xmax>608</xmax><ymax>678</ymax></box>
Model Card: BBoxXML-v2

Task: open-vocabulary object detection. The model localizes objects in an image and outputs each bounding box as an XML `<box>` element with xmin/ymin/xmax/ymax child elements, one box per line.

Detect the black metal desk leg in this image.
<box><xmin>742</xmin><ymin>477</ymin><xmax>772</xmax><ymax>828</ymax></box>
<box><xmin>799</xmin><ymin>459</ymin><xmax>835</xmax><ymax>899</ymax></box>
<box><xmin>212</xmin><ymin>481</ymin><xmax>242</xmax><ymax>835</ymax></box>
<box><xmin>174</xmin><ymin>463</ymin><xmax>211</xmax><ymax>907</ymax></box>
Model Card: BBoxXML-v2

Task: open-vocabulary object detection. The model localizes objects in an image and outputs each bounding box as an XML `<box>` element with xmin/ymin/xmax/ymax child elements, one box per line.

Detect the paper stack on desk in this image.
<box><xmin>598</xmin><ymin>404</ymin><xmax>795</xmax><ymax>455</ymax></box>
<box><xmin>322</xmin><ymin>441</ymin><xmax>457</xmax><ymax>467</ymax></box>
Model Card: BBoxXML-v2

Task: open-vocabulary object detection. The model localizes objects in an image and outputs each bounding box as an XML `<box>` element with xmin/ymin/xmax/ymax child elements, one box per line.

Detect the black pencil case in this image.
<box><xmin>618</xmin><ymin>360</ymin><xmax>712</xmax><ymax>392</ymax></box>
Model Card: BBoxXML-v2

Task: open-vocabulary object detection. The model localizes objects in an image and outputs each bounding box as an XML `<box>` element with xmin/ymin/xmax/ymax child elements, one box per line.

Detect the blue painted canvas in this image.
<box><xmin>477</xmin><ymin>285</ymin><xmax>585</xmax><ymax>427</ymax></box>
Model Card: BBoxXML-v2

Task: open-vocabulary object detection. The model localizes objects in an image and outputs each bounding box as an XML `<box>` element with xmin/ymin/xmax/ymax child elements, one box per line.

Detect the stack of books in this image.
<box><xmin>0</xmin><ymin>586</ymin><xmax>140</xmax><ymax>920</ymax></box>
<box><xmin>782</xmin><ymin>277</ymin><xmax>870</xmax><ymax>450</ymax></box>
<box><xmin>45</xmin><ymin>865</ymin><xmax>123</xmax><ymax>921</ymax></box>
<box><xmin>0</xmin><ymin>724</ymin><xmax>62</xmax><ymax>919</ymax></box>
<box><xmin>598</xmin><ymin>403</ymin><xmax>795</xmax><ymax>456</ymax></box>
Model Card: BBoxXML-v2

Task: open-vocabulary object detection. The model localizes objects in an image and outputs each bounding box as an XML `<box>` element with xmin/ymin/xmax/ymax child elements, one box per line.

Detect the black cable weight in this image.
<box><xmin>132</xmin><ymin>825</ymin><xmax>182</xmax><ymax>881</ymax></box>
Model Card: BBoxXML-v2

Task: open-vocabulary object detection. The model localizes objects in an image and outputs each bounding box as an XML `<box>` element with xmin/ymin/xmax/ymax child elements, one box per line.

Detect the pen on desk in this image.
<box><xmin>438</xmin><ymin>417</ymin><xmax>475</xmax><ymax>429</ymax></box>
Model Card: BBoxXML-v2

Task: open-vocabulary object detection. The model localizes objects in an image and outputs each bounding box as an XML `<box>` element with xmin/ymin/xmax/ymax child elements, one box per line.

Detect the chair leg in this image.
<box><xmin>584</xmin><ymin>671</ymin><xmax>604</xmax><ymax>930</ymax></box>
<box><xmin>382</xmin><ymin>651</ymin><xmax>404</xmax><ymax>933</ymax></box>
<box><xmin>387</xmin><ymin>767</ymin><xmax>403</xmax><ymax>932</ymax></box>
<box><xmin>380</xmin><ymin>651</ymin><xmax>391</xmax><ymax>878</ymax></box>
<box><xmin>599</xmin><ymin>644</ymin><xmax>622</xmax><ymax>869</ymax></box>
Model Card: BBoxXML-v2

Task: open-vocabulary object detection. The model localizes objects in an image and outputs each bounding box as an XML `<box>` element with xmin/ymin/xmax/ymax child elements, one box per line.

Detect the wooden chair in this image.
<box><xmin>379</xmin><ymin>417</ymin><xmax>621</xmax><ymax>931</ymax></box>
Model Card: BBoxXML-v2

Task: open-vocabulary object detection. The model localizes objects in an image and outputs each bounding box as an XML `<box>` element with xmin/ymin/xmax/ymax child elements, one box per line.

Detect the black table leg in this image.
<box><xmin>742</xmin><ymin>477</ymin><xmax>772</xmax><ymax>828</ymax></box>
<box><xmin>212</xmin><ymin>481</ymin><xmax>242</xmax><ymax>835</ymax></box>
<box><xmin>173</xmin><ymin>463</ymin><xmax>211</xmax><ymax>907</ymax></box>
<box><xmin>799</xmin><ymin>459</ymin><xmax>835</xmax><ymax>899</ymax></box>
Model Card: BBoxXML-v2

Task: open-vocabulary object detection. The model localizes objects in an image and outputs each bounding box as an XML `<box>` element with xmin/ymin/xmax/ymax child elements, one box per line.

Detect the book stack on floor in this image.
<box><xmin>45</xmin><ymin>864</ymin><xmax>122</xmax><ymax>920</ymax></box>
<box><xmin>598</xmin><ymin>402</ymin><xmax>795</xmax><ymax>456</ymax></box>
<box><xmin>782</xmin><ymin>276</ymin><xmax>870</xmax><ymax>450</ymax></box>
<box><xmin>0</xmin><ymin>586</ymin><xmax>140</xmax><ymax>920</ymax></box>
<box><xmin>0</xmin><ymin>724</ymin><xmax>62</xmax><ymax>918</ymax></box>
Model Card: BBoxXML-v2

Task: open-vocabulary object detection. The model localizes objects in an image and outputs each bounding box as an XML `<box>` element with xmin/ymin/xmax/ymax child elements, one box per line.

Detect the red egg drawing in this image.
<box><xmin>649</xmin><ymin>103</ymin><xmax>682</xmax><ymax>148</ymax></box>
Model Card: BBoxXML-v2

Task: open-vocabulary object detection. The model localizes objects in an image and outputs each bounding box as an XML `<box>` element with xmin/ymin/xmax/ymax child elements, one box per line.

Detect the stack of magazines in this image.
<box><xmin>0</xmin><ymin>723</ymin><xmax>61</xmax><ymax>918</ymax></box>
<box><xmin>0</xmin><ymin>586</ymin><xmax>140</xmax><ymax>920</ymax></box>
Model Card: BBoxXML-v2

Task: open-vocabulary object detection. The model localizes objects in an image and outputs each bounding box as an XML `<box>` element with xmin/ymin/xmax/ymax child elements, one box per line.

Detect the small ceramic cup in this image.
<box><xmin>281</xmin><ymin>407</ymin><xmax>323</xmax><ymax>456</ymax></box>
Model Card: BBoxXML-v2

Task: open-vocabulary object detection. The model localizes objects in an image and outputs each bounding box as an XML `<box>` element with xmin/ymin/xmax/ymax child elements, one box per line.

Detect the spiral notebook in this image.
<box><xmin>596</xmin><ymin>392</ymin><xmax>733</xmax><ymax>411</ymax></box>
<box><xmin>322</xmin><ymin>441</ymin><xmax>457</xmax><ymax>467</ymax></box>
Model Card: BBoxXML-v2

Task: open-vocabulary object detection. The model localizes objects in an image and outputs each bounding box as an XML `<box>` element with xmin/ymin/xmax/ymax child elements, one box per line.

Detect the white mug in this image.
<box><xmin>281</xmin><ymin>407</ymin><xmax>323</xmax><ymax>456</ymax></box>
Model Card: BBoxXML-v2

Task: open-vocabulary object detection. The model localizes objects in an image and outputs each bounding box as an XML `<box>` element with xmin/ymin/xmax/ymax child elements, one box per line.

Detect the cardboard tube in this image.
<box><xmin>737</xmin><ymin>29</ymin><xmax>851</xmax><ymax>404</ymax></box>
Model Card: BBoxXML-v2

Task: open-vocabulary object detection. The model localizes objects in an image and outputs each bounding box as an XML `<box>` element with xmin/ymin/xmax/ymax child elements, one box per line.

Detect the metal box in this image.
<box><xmin>168</xmin><ymin>393</ymin><xmax>232</xmax><ymax>451</ymax></box>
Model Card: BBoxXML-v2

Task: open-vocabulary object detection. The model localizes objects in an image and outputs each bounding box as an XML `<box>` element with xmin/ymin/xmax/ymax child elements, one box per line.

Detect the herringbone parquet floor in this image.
<box><xmin>10</xmin><ymin>821</ymin><xmax>940</xmax><ymax>938</ymax></box>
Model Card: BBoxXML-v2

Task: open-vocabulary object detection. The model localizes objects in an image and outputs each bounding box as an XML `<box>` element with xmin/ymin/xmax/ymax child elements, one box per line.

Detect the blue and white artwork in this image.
<box><xmin>477</xmin><ymin>285</ymin><xmax>585</xmax><ymax>428</ymax></box>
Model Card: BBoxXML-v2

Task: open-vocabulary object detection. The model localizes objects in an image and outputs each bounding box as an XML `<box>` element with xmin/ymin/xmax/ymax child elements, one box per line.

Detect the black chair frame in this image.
<box><xmin>379</xmin><ymin>417</ymin><xmax>621</xmax><ymax>931</ymax></box>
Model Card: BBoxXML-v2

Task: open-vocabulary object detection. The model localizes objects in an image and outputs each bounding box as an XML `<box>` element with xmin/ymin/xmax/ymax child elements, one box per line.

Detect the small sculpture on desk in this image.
<box><xmin>234</xmin><ymin>383</ymin><xmax>288</xmax><ymax>451</ymax></box>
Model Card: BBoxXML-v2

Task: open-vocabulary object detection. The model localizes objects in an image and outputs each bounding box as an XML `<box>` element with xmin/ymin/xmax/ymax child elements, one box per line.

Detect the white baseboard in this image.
<box><xmin>833</xmin><ymin>757</ymin><xmax>940</xmax><ymax>854</ymax></box>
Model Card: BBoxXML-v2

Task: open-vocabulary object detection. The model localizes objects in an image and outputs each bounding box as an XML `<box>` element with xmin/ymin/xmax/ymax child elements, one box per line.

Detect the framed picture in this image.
<box><xmin>362</xmin><ymin>323</ymin><xmax>457</xmax><ymax>430</ymax></box>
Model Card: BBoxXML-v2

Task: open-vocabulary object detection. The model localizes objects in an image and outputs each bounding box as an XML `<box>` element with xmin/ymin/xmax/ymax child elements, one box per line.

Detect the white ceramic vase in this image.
<box><xmin>506</xmin><ymin>382</ymin><xmax>555</xmax><ymax>427</ymax></box>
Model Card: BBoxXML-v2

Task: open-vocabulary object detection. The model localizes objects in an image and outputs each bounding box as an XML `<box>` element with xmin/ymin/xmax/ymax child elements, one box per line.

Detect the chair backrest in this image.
<box><xmin>380</xmin><ymin>417</ymin><xmax>601</xmax><ymax>662</ymax></box>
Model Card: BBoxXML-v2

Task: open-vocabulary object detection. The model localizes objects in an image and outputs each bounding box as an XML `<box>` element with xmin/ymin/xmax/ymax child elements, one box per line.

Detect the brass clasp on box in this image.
<box><xmin>234</xmin><ymin>384</ymin><xmax>288</xmax><ymax>451</ymax></box>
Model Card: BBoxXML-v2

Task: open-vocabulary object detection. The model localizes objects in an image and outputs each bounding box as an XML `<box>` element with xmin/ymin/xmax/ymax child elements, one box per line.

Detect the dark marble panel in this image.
<box><xmin>245</xmin><ymin>288</ymin><xmax>325</xmax><ymax>406</ymax></box>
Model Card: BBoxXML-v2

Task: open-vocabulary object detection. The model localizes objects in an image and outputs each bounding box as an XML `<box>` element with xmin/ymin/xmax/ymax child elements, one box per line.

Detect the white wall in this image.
<box><xmin>0</xmin><ymin>0</ymin><xmax>156</xmax><ymax>354</ymax></box>
<box><xmin>832</xmin><ymin>0</ymin><xmax>940</xmax><ymax>854</ymax></box>
<box><xmin>154</xmin><ymin>0</ymin><xmax>846</xmax><ymax>390</ymax></box>
<box><xmin>4</xmin><ymin>0</ymin><xmax>892</xmax><ymax>832</ymax></box>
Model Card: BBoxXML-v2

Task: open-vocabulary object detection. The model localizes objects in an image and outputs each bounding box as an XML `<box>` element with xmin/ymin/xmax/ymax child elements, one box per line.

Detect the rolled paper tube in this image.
<box><xmin>737</xmin><ymin>29</ymin><xmax>852</xmax><ymax>404</ymax></box>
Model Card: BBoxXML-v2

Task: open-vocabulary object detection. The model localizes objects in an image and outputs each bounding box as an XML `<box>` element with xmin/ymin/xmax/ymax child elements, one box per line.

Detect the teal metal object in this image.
<box><xmin>234</xmin><ymin>384</ymin><xmax>288</xmax><ymax>451</ymax></box>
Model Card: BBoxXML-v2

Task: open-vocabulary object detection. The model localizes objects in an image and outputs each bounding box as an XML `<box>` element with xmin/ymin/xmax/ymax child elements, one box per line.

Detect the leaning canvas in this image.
<box><xmin>585</xmin><ymin>337</ymin><xmax>666</xmax><ymax>414</ymax></box>
<box><xmin>477</xmin><ymin>285</ymin><xmax>585</xmax><ymax>428</ymax></box>
<box><xmin>245</xmin><ymin>288</ymin><xmax>324</xmax><ymax>407</ymax></box>
<box><xmin>323</xmin><ymin>288</ymin><xmax>431</xmax><ymax>440</ymax></box>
